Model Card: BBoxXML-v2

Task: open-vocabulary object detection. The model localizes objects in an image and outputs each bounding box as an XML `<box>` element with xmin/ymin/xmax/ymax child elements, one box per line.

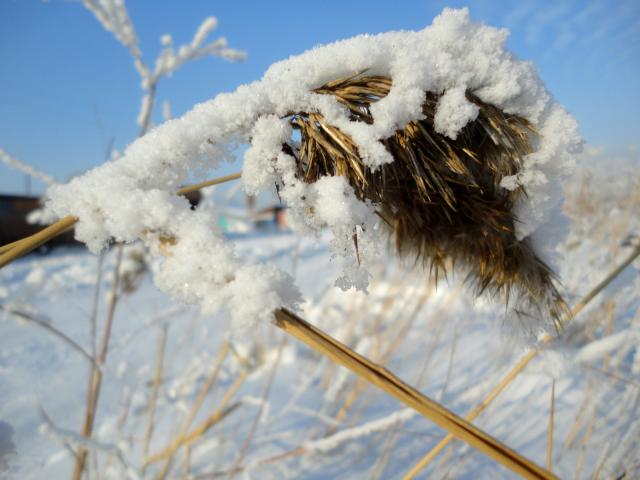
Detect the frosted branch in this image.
<box><xmin>0</xmin><ymin>147</ymin><xmax>57</xmax><ymax>186</ymax></box>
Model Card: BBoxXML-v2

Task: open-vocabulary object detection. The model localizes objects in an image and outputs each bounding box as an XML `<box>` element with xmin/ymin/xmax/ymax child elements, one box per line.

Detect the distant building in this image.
<box><xmin>0</xmin><ymin>189</ymin><xmax>203</xmax><ymax>253</ymax></box>
<box><xmin>253</xmin><ymin>205</ymin><xmax>287</xmax><ymax>230</ymax></box>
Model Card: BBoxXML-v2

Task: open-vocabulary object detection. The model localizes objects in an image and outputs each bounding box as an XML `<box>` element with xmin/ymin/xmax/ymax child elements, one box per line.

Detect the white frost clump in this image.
<box><xmin>433</xmin><ymin>86</ymin><xmax>479</xmax><ymax>139</ymax></box>
<box><xmin>47</xmin><ymin>8</ymin><xmax>581</xmax><ymax>329</ymax></box>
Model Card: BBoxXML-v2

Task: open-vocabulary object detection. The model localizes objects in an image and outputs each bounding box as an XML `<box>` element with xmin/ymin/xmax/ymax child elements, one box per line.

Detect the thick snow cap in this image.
<box><xmin>48</xmin><ymin>8</ymin><xmax>581</xmax><ymax>330</ymax></box>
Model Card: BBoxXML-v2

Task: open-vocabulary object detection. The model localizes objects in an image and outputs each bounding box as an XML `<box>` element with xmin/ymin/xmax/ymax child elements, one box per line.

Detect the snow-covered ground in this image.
<box><xmin>1</xmin><ymin>167</ymin><xmax>639</xmax><ymax>479</ymax></box>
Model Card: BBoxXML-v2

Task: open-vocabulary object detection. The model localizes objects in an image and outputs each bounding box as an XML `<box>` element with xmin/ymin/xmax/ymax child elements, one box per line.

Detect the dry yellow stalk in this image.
<box><xmin>0</xmin><ymin>237</ymin><xmax>27</xmax><ymax>254</ymax></box>
<box><xmin>147</xmin><ymin>340</ymin><xmax>231</xmax><ymax>472</ymax></box>
<box><xmin>143</xmin><ymin>326</ymin><xmax>168</xmax><ymax>459</ymax></box>
<box><xmin>147</xmin><ymin>371</ymin><xmax>246</xmax><ymax>469</ymax></box>
<box><xmin>274</xmin><ymin>308</ymin><xmax>555</xmax><ymax>480</ymax></box>
<box><xmin>547</xmin><ymin>379</ymin><xmax>555</xmax><ymax>471</ymax></box>
<box><xmin>0</xmin><ymin>214</ymin><xmax>77</xmax><ymax>268</ymax></box>
<box><xmin>0</xmin><ymin>173</ymin><xmax>242</xmax><ymax>268</ymax></box>
<box><xmin>72</xmin><ymin>245</ymin><xmax>124</xmax><ymax>480</ymax></box>
<box><xmin>175</xmin><ymin>172</ymin><xmax>242</xmax><ymax>195</ymax></box>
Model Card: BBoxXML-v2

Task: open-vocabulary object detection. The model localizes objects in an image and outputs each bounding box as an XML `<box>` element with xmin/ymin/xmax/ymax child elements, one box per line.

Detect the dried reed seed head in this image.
<box><xmin>284</xmin><ymin>73</ymin><xmax>568</xmax><ymax>325</ymax></box>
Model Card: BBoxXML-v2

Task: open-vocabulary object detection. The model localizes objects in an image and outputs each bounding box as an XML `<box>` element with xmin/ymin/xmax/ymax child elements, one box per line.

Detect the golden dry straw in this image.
<box><xmin>285</xmin><ymin>73</ymin><xmax>567</xmax><ymax>324</ymax></box>
<box><xmin>0</xmin><ymin>173</ymin><xmax>242</xmax><ymax>268</ymax></box>
<box><xmin>274</xmin><ymin>308</ymin><xmax>556</xmax><ymax>480</ymax></box>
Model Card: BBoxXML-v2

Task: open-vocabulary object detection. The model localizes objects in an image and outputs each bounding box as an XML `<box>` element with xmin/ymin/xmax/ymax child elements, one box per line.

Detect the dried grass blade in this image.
<box><xmin>0</xmin><ymin>173</ymin><xmax>243</xmax><ymax>270</ymax></box>
<box><xmin>274</xmin><ymin>308</ymin><xmax>555</xmax><ymax>480</ymax></box>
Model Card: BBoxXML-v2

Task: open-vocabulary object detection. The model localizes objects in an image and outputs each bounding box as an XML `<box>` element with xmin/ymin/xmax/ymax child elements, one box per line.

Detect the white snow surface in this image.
<box><xmin>2</xmin><ymin>163</ymin><xmax>640</xmax><ymax>479</ymax></box>
<box><xmin>47</xmin><ymin>8</ymin><xmax>581</xmax><ymax>330</ymax></box>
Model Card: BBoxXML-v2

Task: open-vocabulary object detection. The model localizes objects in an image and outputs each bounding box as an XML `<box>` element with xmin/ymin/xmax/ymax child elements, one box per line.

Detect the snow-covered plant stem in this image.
<box><xmin>0</xmin><ymin>172</ymin><xmax>242</xmax><ymax>265</ymax></box>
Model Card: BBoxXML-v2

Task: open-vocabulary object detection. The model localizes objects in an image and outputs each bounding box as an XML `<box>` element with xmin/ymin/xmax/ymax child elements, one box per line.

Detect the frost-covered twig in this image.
<box><xmin>302</xmin><ymin>409</ymin><xmax>416</xmax><ymax>454</ymax></box>
<box><xmin>0</xmin><ymin>305</ymin><xmax>100</xmax><ymax>372</ymax></box>
<box><xmin>81</xmin><ymin>0</ymin><xmax>147</xmax><ymax>81</ymax></box>
<box><xmin>153</xmin><ymin>16</ymin><xmax>246</xmax><ymax>81</ymax></box>
<box><xmin>39</xmin><ymin>407</ymin><xmax>139</xmax><ymax>479</ymax></box>
<box><xmin>0</xmin><ymin>171</ymin><xmax>241</xmax><ymax>263</ymax></box>
<box><xmin>231</xmin><ymin>337</ymin><xmax>287</xmax><ymax>471</ymax></box>
<box><xmin>82</xmin><ymin>0</ymin><xmax>245</xmax><ymax>130</ymax></box>
<box><xmin>0</xmin><ymin>147</ymin><xmax>57</xmax><ymax>186</ymax></box>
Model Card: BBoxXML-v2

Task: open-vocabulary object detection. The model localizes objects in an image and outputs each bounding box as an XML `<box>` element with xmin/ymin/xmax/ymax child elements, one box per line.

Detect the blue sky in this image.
<box><xmin>0</xmin><ymin>0</ymin><xmax>638</xmax><ymax>194</ymax></box>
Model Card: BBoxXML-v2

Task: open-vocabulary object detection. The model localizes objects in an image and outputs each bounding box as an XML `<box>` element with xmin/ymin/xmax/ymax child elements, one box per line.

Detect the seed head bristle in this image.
<box><xmin>284</xmin><ymin>73</ymin><xmax>567</xmax><ymax>325</ymax></box>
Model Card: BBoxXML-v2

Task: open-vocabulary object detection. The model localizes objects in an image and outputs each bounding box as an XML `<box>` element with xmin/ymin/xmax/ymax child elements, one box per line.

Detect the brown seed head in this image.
<box><xmin>283</xmin><ymin>73</ymin><xmax>568</xmax><ymax>328</ymax></box>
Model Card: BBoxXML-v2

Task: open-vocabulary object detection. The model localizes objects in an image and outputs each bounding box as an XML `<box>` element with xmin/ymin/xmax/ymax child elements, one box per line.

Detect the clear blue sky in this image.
<box><xmin>1</xmin><ymin>0</ymin><xmax>638</xmax><ymax>194</ymax></box>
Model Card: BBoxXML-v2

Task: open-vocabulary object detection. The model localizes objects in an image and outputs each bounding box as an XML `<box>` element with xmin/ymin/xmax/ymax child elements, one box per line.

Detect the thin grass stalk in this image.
<box><xmin>146</xmin><ymin>340</ymin><xmax>230</xmax><ymax>473</ymax></box>
<box><xmin>231</xmin><ymin>336</ymin><xmax>287</xmax><ymax>473</ymax></box>
<box><xmin>274</xmin><ymin>308</ymin><xmax>555</xmax><ymax>480</ymax></box>
<box><xmin>402</xmin><ymin>242</ymin><xmax>640</xmax><ymax>480</ymax></box>
<box><xmin>330</xmin><ymin>284</ymin><xmax>432</xmax><ymax>434</ymax></box>
<box><xmin>0</xmin><ymin>173</ymin><xmax>242</xmax><ymax>269</ymax></box>
<box><xmin>168</xmin><ymin>401</ymin><xmax>241</xmax><ymax>453</ymax></box>
<box><xmin>89</xmin><ymin>253</ymin><xmax>105</xmax><ymax>358</ymax></box>
<box><xmin>183</xmin><ymin>446</ymin><xmax>192</xmax><ymax>480</ymax></box>
<box><xmin>591</xmin><ymin>441</ymin><xmax>611</xmax><ymax>480</ymax></box>
<box><xmin>547</xmin><ymin>379</ymin><xmax>555</xmax><ymax>471</ymax></box>
<box><xmin>561</xmin><ymin>381</ymin><xmax>593</xmax><ymax>453</ymax></box>
<box><xmin>143</xmin><ymin>325</ymin><xmax>168</xmax><ymax>459</ymax></box>
<box><xmin>89</xmin><ymin>287</ymin><xmax>104</xmax><ymax>480</ymax></box>
<box><xmin>584</xmin><ymin>364</ymin><xmax>640</xmax><ymax>390</ymax></box>
<box><xmin>1</xmin><ymin>307</ymin><xmax>100</xmax><ymax>371</ymax></box>
<box><xmin>572</xmin><ymin>407</ymin><xmax>596</xmax><ymax>480</ymax></box>
<box><xmin>438</xmin><ymin>321</ymin><xmax>461</xmax><ymax>403</ymax></box>
<box><xmin>370</xmin><ymin>287</ymin><xmax>456</xmax><ymax>480</ymax></box>
<box><xmin>72</xmin><ymin>245</ymin><xmax>124</xmax><ymax>480</ymax></box>
<box><xmin>149</xmin><ymin>371</ymin><xmax>247</xmax><ymax>475</ymax></box>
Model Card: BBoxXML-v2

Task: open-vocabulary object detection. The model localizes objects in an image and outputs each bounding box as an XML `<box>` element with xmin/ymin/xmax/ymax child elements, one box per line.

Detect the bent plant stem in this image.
<box><xmin>274</xmin><ymin>308</ymin><xmax>556</xmax><ymax>480</ymax></box>
<box><xmin>72</xmin><ymin>245</ymin><xmax>124</xmax><ymax>480</ymax></box>
<box><xmin>0</xmin><ymin>214</ymin><xmax>77</xmax><ymax>268</ymax></box>
<box><xmin>0</xmin><ymin>306</ymin><xmax>100</xmax><ymax>371</ymax></box>
<box><xmin>402</xmin><ymin>241</ymin><xmax>640</xmax><ymax>480</ymax></box>
<box><xmin>0</xmin><ymin>172</ymin><xmax>243</xmax><ymax>268</ymax></box>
